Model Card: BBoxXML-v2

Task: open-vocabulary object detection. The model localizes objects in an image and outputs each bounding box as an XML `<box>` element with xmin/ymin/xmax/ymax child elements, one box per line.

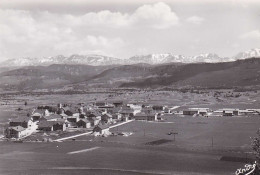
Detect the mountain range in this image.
<box><xmin>0</xmin><ymin>57</ymin><xmax>259</xmax><ymax>91</ymax></box>
<box><xmin>1</xmin><ymin>48</ymin><xmax>260</xmax><ymax>67</ymax></box>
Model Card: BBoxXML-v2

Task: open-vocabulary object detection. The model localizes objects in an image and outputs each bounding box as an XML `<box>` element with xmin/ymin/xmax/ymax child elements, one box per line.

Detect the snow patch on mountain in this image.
<box><xmin>233</xmin><ymin>48</ymin><xmax>260</xmax><ymax>60</ymax></box>
<box><xmin>1</xmin><ymin>48</ymin><xmax>259</xmax><ymax>67</ymax></box>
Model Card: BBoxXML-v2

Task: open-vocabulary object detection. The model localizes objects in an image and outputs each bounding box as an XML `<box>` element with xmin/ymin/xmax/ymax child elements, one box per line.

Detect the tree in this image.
<box><xmin>251</xmin><ymin>128</ymin><xmax>260</xmax><ymax>173</ymax></box>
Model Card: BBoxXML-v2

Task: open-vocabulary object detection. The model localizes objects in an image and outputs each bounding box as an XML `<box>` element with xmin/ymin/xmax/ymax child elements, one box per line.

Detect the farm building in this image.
<box><xmin>183</xmin><ymin>109</ymin><xmax>199</xmax><ymax>115</ymax></box>
<box><xmin>93</xmin><ymin>101</ymin><xmax>114</xmax><ymax>109</ymax></box>
<box><xmin>36</xmin><ymin>105</ymin><xmax>57</xmax><ymax>114</ymax></box>
<box><xmin>183</xmin><ymin>108</ymin><xmax>210</xmax><ymax>115</ymax></box>
<box><xmin>101</xmin><ymin>113</ymin><xmax>113</xmax><ymax>124</ymax></box>
<box><xmin>134</xmin><ymin>112</ymin><xmax>158</xmax><ymax>121</ymax></box>
<box><xmin>88</xmin><ymin>112</ymin><xmax>101</xmax><ymax>118</ymax></box>
<box><xmin>223</xmin><ymin>111</ymin><xmax>234</xmax><ymax>116</ymax></box>
<box><xmin>238</xmin><ymin>109</ymin><xmax>255</xmax><ymax>115</ymax></box>
<box><xmin>93</xmin><ymin>124</ymin><xmax>110</xmax><ymax>135</ymax></box>
<box><xmin>38</xmin><ymin>121</ymin><xmax>54</xmax><ymax>131</ymax></box>
<box><xmin>164</xmin><ymin>107</ymin><xmax>171</xmax><ymax>114</ymax></box>
<box><xmin>88</xmin><ymin>117</ymin><xmax>100</xmax><ymax>127</ymax></box>
<box><xmin>79</xmin><ymin>113</ymin><xmax>86</xmax><ymax>119</ymax></box>
<box><xmin>122</xmin><ymin>116</ymin><xmax>129</xmax><ymax>122</ymax></box>
<box><xmin>31</xmin><ymin>112</ymin><xmax>42</xmax><ymax>122</ymax></box>
<box><xmin>53</xmin><ymin>122</ymin><xmax>66</xmax><ymax>131</ymax></box>
<box><xmin>113</xmin><ymin>101</ymin><xmax>124</xmax><ymax>107</ymax></box>
<box><xmin>94</xmin><ymin>101</ymin><xmax>107</xmax><ymax>107</ymax></box>
<box><xmin>9</xmin><ymin>117</ymin><xmax>33</xmax><ymax>128</ymax></box>
<box><xmin>218</xmin><ymin>108</ymin><xmax>239</xmax><ymax>116</ymax></box>
<box><xmin>67</xmin><ymin>116</ymin><xmax>79</xmax><ymax>123</ymax></box>
<box><xmin>107</xmin><ymin>107</ymin><xmax>121</xmax><ymax>114</ymax></box>
<box><xmin>40</xmin><ymin>114</ymin><xmax>63</xmax><ymax>121</ymax></box>
<box><xmin>64</xmin><ymin>110</ymin><xmax>73</xmax><ymax>116</ymax></box>
<box><xmin>246</xmin><ymin>109</ymin><xmax>260</xmax><ymax>114</ymax></box>
<box><xmin>152</xmin><ymin>105</ymin><xmax>164</xmax><ymax>111</ymax></box>
<box><xmin>112</xmin><ymin>113</ymin><xmax>122</xmax><ymax>120</ymax></box>
<box><xmin>76</xmin><ymin>119</ymin><xmax>91</xmax><ymax>128</ymax></box>
<box><xmin>37</xmin><ymin>109</ymin><xmax>50</xmax><ymax>116</ymax></box>
<box><xmin>38</xmin><ymin>121</ymin><xmax>66</xmax><ymax>131</ymax></box>
<box><xmin>198</xmin><ymin>109</ymin><xmax>208</xmax><ymax>116</ymax></box>
<box><xmin>119</xmin><ymin>108</ymin><xmax>134</xmax><ymax>119</ymax></box>
<box><xmin>5</xmin><ymin>126</ymin><xmax>29</xmax><ymax>139</ymax></box>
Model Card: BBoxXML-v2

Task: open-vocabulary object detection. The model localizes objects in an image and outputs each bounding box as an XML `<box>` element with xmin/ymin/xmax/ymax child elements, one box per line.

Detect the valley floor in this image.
<box><xmin>0</xmin><ymin>89</ymin><xmax>259</xmax><ymax>175</ymax></box>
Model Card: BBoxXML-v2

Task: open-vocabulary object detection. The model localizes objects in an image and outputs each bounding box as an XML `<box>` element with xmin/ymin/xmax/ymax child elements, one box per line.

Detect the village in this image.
<box><xmin>4</xmin><ymin>99</ymin><xmax>260</xmax><ymax>141</ymax></box>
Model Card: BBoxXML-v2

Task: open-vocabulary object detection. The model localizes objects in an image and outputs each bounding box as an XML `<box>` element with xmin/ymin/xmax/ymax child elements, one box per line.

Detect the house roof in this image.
<box><xmin>112</xmin><ymin>114</ymin><xmax>120</xmax><ymax>117</ymax></box>
<box><xmin>11</xmin><ymin>117</ymin><xmax>32</xmax><ymax>123</ymax></box>
<box><xmin>38</xmin><ymin>121</ymin><xmax>64</xmax><ymax>127</ymax></box>
<box><xmin>32</xmin><ymin>112</ymin><xmax>42</xmax><ymax>117</ymax></box>
<box><xmin>199</xmin><ymin>110</ymin><xmax>208</xmax><ymax>113</ymax></box>
<box><xmin>102</xmin><ymin>113</ymin><xmax>113</xmax><ymax>118</ymax></box>
<box><xmin>38</xmin><ymin>121</ymin><xmax>55</xmax><ymax>128</ymax></box>
<box><xmin>77</xmin><ymin>119</ymin><xmax>90</xmax><ymax>123</ymax></box>
<box><xmin>70</xmin><ymin>107</ymin><xmax>80</xmax><ymax>114</ymax></box>
<box><xmin>55</xmin><ymin>118</ymin><xmax>67</xmax><ymax>122</ymax></box>
<box><xmin>141</xmin><ymin>108</ymin><xmax>154</xmax><ymax>113</ymax></box>
<box><xmin>119</xmin><ymin>108</ymin><xmax>134</xmax><ymax>114</ymax></box>
<box><xmin>153</xmin><ymin>105</ymin><xmax>164</xmax><ymax>108</ymax></box>
<box><xmin>95</xmin><ymin>123</ymin><xmax>109</xmax><ymax>130</ymax></box>
<box><xmin>222</xmin><ymin>108</ymin><xmax>239</xmax><ymax>111</ymax></box>
<box><xmin>44</xmin><ymin>114</ymin><xmax>62</xmax><ymax>120</ymax></box>
<box><xmin>224</xmin><ymin>111</ymin><xmax>234</xmax><ymax>114</ymax></box>
<box><xmin>95</xmin><ymin>101</ymin><xmax>107</xmax><ymax>104</ymax></box>
<box><xmin>33</xmin><ymin>109</ymin><xmax>46</xmax><ymax>114</ymax></box>
<box><xmin>184</xmin><ymin>109</ymin><xmax>199</xmax><ymax>112</ymax></box>
<box><xmin>62</xmin><ymin>106</ymin><xmax>71</xmax><ymax>111</ymax></box>
<box><xmin>112</xmin><ymin>101</ymin><xmax>123</xmax><ymax>104</ymax></box>
<box><xmin>88</xmin><ymin>112</ymin><xmax>101</xmax><ymax>118</ymax></box>
<box><xmin>107</xmin><ymin>107</ymin><xmax>121</xmax><ymax>114</ymax></box>
<box><xmin>83</xmin><ymin>109</ymin><xmax>92</xmax><ymax>115</ymax></box>
<box><xmin>135</xmin><ymin>112</ymin><xmax>156</xmax><ymax>117</ymax></box>
<box><xmin>59</xmin><ymin>113</ymin><xmax>68</xmax><ymax>117</ymax></box>
<box><xmin>88</xmin><ymin>117</ymin><xmax>99</xmax><ymax>121</ymax></box>
<box><xmin>9</xmin><ymin>126</ymin><xmax>26</xmax><ymax>132</ymax></box>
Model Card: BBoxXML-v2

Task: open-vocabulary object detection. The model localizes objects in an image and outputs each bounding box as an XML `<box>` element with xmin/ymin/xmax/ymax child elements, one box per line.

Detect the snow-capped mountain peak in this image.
<box><xmin>234</xmin><ymin>48</ymin><xmax>260</xmax><ymax>60</ymax></box>
<box><xmin>1</xmin><ymin>48</ymin><xmax>259</xmax><ymax>67</ymax></box>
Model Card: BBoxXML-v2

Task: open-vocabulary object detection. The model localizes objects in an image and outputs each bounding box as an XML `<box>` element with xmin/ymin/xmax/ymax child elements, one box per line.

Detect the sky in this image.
<box><xmin>0</xmin><ymin>0</ymin><xmax>260</xmax><ymax>61</ymax></box>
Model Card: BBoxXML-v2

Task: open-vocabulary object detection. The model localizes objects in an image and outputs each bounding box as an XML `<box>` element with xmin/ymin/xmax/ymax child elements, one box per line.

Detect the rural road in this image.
<box><xmin>54</xmin><ymin>120</ymin><xmax>134</xmax><ymax>142</ymax></box>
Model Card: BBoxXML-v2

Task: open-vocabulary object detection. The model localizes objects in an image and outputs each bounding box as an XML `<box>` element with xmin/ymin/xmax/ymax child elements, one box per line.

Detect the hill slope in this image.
<box><xmin>0</xmin><ymin>64</ymin><xmax>117</xmax><ymax>90</ymax></box>
<box><xmin>0</xmin><ymin>58</ymin><xmax>259</xmax><ymax>90</ymax></box>
<box><xmin>120</xmin><ymin>58</ymin><xmax>260</xmax><ymax>88</ymax></box>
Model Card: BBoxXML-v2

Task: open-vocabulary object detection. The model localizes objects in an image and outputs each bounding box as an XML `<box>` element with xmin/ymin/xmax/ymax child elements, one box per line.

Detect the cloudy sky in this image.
<box><xmin>0</xmin><ymin>0</ymin><xmax>259</xmax><ymax>61</ymax></box>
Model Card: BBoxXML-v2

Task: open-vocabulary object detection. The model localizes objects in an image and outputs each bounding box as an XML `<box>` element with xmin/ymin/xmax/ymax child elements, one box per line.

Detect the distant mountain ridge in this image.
<box><xmin>0</xmin><ymin>55</ymin><xmax>124</xmax><ymax>67</ymax></box>
<box><xmin>0</xmin><ymin>57</ymin><xmax>259</xmax><ymax>90</ymax></box>
<box><xmin>1</xmin><ymin>48</ymin><xmax>260</xmax><ymax>67</ymax></box>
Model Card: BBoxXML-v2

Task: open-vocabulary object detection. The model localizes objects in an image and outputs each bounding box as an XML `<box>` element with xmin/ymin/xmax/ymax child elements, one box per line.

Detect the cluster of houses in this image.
<box><xmin>182</xmin><ymin>108</ymin><xmax>260</xmax><ymax>117</ymax></box>
<box><xmin>5</xmin><ymin>101</ymin><xmax>163</xmax><ymax>139</ymax></box>
<box><xmin>6</xmin><ymin>100</ymin><xmax>258</xmax><ymax>139</ymax></box>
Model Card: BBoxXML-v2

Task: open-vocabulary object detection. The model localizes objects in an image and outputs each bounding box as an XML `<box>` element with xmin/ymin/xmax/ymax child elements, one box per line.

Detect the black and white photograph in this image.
<box><xmin>0</xmin><ymin>0</ymin><xmax>260</xmax><ymax>174</ymax></box>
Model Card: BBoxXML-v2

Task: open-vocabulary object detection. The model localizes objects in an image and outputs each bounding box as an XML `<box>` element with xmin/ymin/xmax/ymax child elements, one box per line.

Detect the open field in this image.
<box><xmin>76</xmin><ymin>115</ymin><xmax>260</xmax><ymax>152</ymax></box>
<box><xmin>0</xmin><ymin>139</ymin><xmax>246</xmax><ymax>175</ymax></box>
<box><xmin>0</xmin><ymin>90</ymin><xmax>259</xmax><ymax>174</ymax></box>
<box><xmin>0</xmin><ymin>115</ymin><xmax>259</xmax><ymax>175</ymax></box>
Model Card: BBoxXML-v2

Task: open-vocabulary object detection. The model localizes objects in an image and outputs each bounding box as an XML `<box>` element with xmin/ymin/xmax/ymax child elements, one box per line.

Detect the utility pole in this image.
<box><xmin>143</xmin><ymin>121</ymin><xmax>146</xmax><ymax>137</ymax></box>
<box><xmin>143</xmin><ymin>123</ymin><xmax>145</xmax><ymax>137</ymax></box>
<box><xmin>211</xmin><ymin>137</ymin><xmax>214</xmax><ymax>148</ymax></box>
<box><xmin>173</xmin><ymin>132</ymin><xmax>178</xmax><ymax>141</ymax></box>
